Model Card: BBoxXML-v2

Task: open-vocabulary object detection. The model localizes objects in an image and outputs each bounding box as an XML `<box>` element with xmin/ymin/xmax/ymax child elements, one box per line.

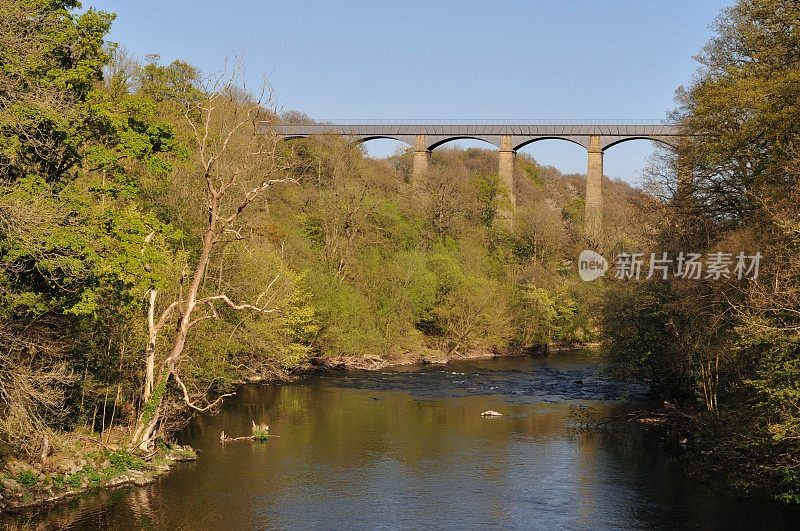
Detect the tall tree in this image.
<box><xmin>131</xmin><ymin>61</ymin><xmax>295</xmax><ymax>450</ymax></box>
<box><xmin>0</xmin><ymin>0</ymin><xmax>180</xmax><ymax>457</ymax></box>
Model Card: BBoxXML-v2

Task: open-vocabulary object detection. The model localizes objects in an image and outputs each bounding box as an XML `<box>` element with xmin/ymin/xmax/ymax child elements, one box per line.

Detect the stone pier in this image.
<box><xmin>498</xmin><ymin>135</ymin><xmax>516</xmax><ymax>217</ymax></box>
<box><xmin>412</xmin><ymin>134</ymin><xmax>430</xmax><ymax>187</ymax></box>
<box><xmin>585</xmin><ymin>136</ymin><xmax>603</xmax><ymax>241</ymax></box>
<box><xmin>675</xmin><ymin>138</ymin><xmax>693</xmax><ymax>202</ymax></box>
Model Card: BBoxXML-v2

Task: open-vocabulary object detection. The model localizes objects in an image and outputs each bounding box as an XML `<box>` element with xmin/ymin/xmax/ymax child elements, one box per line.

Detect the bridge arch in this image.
<box><xmin>515</xmin><ymin>138</ymin><xmax>592</xmax><ymax>177</ymax></box>
<box><xmin>352</xmin><ymin>135</ymin><xmax>413</xmax><ymax>147</ymax></box>
<box><xmin>354</xmin><ymin>136</ymin><xmax>416</xmax><ymax>159</ymax></box>
<box><xmin>601</xmin><ymin>136</ymin><xmax>678</xmax><ymax>151</ymax></box>
<box><xmin>513</xmin><ymin>136</ymin><xmax>589</xmax><ymax>152</ymax></box>
<box><xmin>427</xmin><ymin>136</ymin><xmax>501</xmax><ymax>151</ymax></box>
<box><xmin>597</xmin><ymin>136</ymin><xmax>673</xmax><ymax>191</ymax></box>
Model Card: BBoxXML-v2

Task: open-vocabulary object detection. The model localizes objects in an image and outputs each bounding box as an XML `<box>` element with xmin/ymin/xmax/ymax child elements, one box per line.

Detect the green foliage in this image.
<box><xmin>0</xmin><ymin>0</ymin><xmax>184</xmax><ymax>459</ymax></box>
<box><xmin>600</xmin><ymin>281</ymin><xmax>700</xmax><ymax>399</ymax></box>
<box><xmin>515</xmin><ymin>286</ymin><xmax>581</xmax><ymax>346</ymax></box>
<box><xmin>599</xmin><ymin>0</ymin><xmax>800</xmax><ymax>503</ymax></box>
<box><xmin>86</xmin><ymin>467</ymin><xmax>102</xmax><ymax>487</ymax></box>
<box><xmin>139</xmin><ymin>373</ymin><xmax>169</xmax><ymax>429</ymax></box>
<box><xmin>562</xmin><ymin>198</ymin><xmax>585</xmax><ymax>225</ymax></box>
<box><xmin>312</xmin><ymin>275</ymin><xmax>383</xmax><ymax>356</ymax></box>
<box><xmin>16</xmin><ymin>470</ymin><xmax>37</xmax><ymax>488</ymax></box>
<box><xmin>0</xmin><ymin>0</ymin><xmax>115</xmax><ymax>183</ymax></box>
<box><xmin>740</xmin><ymin>334</ymin><xmax>800</xmax><ymax>445</ymax></box>
<box><xmin>63</xmin><ymin>464</ymin><xmax>106</xmax><ymax>490</ymax></box>
<box><xmin>523</xmin><ymin>164</ymin><xmax>541</xmax><ymax>185</ymax></box>
<box><xmin>470</xmin><ymin>173</ymin><xmax>503</xmax><ymax>227</ymax></box>
<box><xmin>139</xmin><ymin>55</ymin><xmax>203</xmax><ymax>108</ymax></box>
<box><xmin>778</xmin><ymin>469</ymin><xmax>800</xmax><ymax>504</ymax></box>
<box><xmin>301</xmin><ymin>214</ymin><xmax>326</xmax><ymax>248</ymax></box>
<box><xmin>677</xmin><ymin>0</ymin><xmax>800</xmax><ymax>222</ymax></box>
<box><xmin>66</xmin><ymin>473</ymin><xmax>82</xmax><ymax>490</ymax></box>
<box><xmin>106</xmin><ymin>450</ymin><xmax>144</xmax><ymax>472</ymax></box>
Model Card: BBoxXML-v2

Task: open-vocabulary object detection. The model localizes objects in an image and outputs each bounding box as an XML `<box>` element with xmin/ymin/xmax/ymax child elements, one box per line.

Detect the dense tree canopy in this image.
<box><xmin>603</xmin><ymin>0</ymin><xmax>800</xmax><ymax>503</ymax></box>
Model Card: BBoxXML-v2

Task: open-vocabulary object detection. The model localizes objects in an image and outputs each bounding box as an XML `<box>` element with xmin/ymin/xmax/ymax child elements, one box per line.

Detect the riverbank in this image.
<box><xmin>300</xmin><ymin>344</ymin><xmax>574</xmax><ymax>373</ymax></box>
<box><xmin>240</xmin><ymin>346</ymin><xmax>549</xmax><ymax>383</ymax></box>
<box><xmin>630</xmin><ymin>399</ymin><xmax>798</xmax><ymax>503</ymax></box>
<box><xmin>308</xmin><ymin>347</ymin><xmax>505</xmax><ymax>371</ymax></box>
<box><xmin>0</xmin><ymin>437</ymin><xmax>196</xmax><ymax>512</ymax></box>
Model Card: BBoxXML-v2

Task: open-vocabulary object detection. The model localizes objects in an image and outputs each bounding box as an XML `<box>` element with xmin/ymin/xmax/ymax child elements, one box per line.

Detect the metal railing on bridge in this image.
<box><xmin>280</xmin><ymin>118</ymin><xmax>673</xmax><ymax>126</ymax></box>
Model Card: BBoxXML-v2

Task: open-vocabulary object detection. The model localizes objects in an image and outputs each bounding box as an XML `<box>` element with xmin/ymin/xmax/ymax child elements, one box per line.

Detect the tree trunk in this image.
<box><xmin>132</xmin><ymin>368</ymin><xmax>170</xmax><ymax>450</ymax></box>
<box><xmin>132</xmin><ymin>217</ymin><xmax>217</xmax><ymax>450</ymax></box>
<box><xmin>143</xmin><ymin>289</ymin><xmax>158</xmax><ymax>403</ymax></box>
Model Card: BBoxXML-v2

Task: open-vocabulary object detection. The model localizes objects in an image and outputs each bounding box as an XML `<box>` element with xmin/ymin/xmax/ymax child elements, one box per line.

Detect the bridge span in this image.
<box><xmin>275</xmin><ymin>120</ymin><xmax>682</xmax><ymax>237</ymax></box>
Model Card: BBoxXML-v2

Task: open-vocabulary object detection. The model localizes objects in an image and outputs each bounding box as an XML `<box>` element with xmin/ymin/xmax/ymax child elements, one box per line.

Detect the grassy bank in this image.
<box><xmin>1</xmin><ymin>438</ymin><xmax>195</xmax><ymax>512</ymax></box>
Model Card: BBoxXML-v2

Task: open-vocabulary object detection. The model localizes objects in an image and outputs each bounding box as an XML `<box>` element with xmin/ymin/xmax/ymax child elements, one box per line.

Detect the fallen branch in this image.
<box><xmin>219</xmin><ymin>430</ymin><xmax>279</xmax><ymax>442</ymax></box>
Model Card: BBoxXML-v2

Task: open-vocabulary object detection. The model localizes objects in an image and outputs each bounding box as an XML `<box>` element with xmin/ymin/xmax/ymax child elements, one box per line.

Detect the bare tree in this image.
<box><xmin>132</xmin><ymin>58</ymin><xmax>294</xmax><ymax>450</ymax></box>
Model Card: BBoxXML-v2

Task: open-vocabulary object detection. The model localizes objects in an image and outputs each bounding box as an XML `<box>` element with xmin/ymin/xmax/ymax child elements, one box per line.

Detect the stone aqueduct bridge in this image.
<box><xmin>276</xmin><ymin>120</ymin><xmax>681</xmax><ymax>236</ymax></box>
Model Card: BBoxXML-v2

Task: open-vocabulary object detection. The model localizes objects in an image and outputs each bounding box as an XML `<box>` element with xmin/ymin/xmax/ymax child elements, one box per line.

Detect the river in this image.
<box><xmin>7</xmin><ymin>351</ymin><xmax>800</xmax><ymax>529</ymax></box>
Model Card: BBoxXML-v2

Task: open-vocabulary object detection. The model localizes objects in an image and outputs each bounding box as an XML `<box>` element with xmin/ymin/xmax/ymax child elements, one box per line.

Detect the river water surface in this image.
<box><xmin>9</xmin><ymin>352</ymin><xmax>800</xmax><ymax>529</ymax></box>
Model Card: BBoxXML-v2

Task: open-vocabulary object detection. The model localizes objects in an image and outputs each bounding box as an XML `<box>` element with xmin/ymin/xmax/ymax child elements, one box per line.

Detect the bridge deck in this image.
<box><xmin>274</xmin><ymin>121</ymin><xmax>681</xmax><ymax>151</ymax></box>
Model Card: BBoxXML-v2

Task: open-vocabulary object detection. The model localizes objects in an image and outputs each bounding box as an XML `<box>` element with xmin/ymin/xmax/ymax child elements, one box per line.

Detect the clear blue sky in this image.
<box><xmin>88</xmin><ymin>0</ymin><xmax>732</xmax><ymax>184</ymax></box>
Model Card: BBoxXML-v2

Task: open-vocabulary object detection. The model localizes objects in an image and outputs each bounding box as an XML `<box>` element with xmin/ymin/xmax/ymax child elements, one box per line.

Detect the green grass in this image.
<box><xmin>106</xmin><ymin>450</ymin><xmax>144</xmax><ymax>472</ymax></box>
<box><xmin>169</xmin><ymin>448</ymin><xmax>196</xmax><ymax>457</ymax></box>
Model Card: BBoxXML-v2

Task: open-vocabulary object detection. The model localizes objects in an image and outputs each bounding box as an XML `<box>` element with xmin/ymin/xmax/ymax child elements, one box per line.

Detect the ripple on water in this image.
<box><xmin>315</xmin><ymin>355</ymin><xmax>649</xmax><ymax>404</ymax></box>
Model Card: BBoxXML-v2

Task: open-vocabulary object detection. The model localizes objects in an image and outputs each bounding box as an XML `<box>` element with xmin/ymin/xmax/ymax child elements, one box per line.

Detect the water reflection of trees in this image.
<box><xmin>7</xmin><ymin>372</ymin><xmax>790</xmax><ymax>528</ymax></box>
